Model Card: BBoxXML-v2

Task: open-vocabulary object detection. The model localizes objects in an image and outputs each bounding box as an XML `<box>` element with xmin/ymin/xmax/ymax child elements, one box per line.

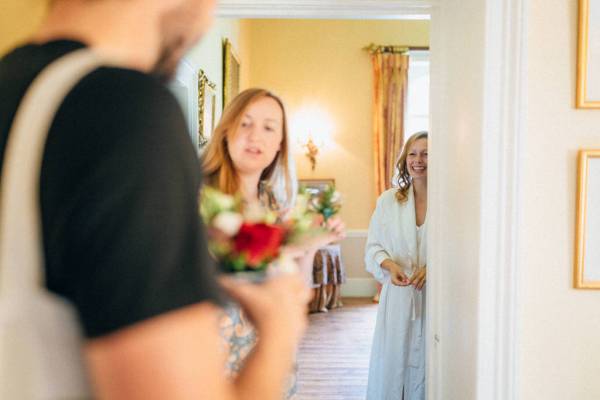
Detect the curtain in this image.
<box><xmin>371</xmin><ymin>52</ymin><xmax>409</xmax><ymax>196</ymax></box>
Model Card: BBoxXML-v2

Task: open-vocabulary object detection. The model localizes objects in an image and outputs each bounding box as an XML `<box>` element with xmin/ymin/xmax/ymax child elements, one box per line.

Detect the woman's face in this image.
<box><xmin>406</xmin><ymin>138</ymin><xmax>428</xmax><ymax>180</ymax></box>
<box><xmin>227</xmin><ymin>97</ymin><xmax>284</xmax><ymax>176</ymax></box>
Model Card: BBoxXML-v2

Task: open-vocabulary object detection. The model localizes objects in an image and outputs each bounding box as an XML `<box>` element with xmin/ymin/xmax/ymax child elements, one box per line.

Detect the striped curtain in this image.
<box><xmin>370</xmin><ymin>52</ymin><xmax>409</xmax><ymax>196</ymax></box>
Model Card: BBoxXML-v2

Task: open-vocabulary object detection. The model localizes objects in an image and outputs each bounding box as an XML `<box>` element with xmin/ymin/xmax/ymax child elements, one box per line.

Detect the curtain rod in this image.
<box><xmin>363</xmin><ymin>44</ymin><xmax>429</xmax><ymax>54</ymax></box>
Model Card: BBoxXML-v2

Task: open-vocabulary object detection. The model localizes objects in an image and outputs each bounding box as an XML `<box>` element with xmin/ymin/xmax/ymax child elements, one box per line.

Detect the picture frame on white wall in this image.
<box><xmin>574</xmin><ymin>150</ymin><xmax>600</xmax><ymax>289</ymax></box>
<box><xmin>299</xmin><ymin>178</ymin><xmax>335</xmax><ymax>198</ymax></box>
<box><xmin>223</xmin><ymin>38</ymin><xmax>240</xmax><ymax>110</ymax></box>
<box><xmin>198</xmin><ymin>69</ymin><xmax>216</xmax><ymax>152</ymax></box>
<box><xmin>577</xmin><ymin>0</ymin><xmax>600</xmax><ymax>108</ymax></box>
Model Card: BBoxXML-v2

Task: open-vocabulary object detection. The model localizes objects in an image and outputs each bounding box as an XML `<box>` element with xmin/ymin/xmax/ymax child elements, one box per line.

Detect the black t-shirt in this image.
<box><xmin>0</xmin><ymin>40</ymin><xmax>223</xmax><ymax>338</ymax></box>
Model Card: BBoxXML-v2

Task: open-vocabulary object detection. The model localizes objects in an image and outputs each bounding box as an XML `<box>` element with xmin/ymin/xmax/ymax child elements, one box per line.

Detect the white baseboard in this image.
<box><xmin>344</xmin><ymin>229</ymin><xmax>368</xmax><ymax>238</ymax></box>
<box><xmin>341</xmin><ymin>278</ymin><xmax>378</xmax><ymax>298</ymax></box>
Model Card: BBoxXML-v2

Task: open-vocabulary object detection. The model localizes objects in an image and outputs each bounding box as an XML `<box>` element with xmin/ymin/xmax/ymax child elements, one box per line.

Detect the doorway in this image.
<box><xmin>214</xmin><ymin>2</ymin><xmax>526</xmax><ymax>400</ymax></box>
<box><xmin>196</xmin><ymin>15</ymin><xmax>429</xmax><ymax>398</ymax></box>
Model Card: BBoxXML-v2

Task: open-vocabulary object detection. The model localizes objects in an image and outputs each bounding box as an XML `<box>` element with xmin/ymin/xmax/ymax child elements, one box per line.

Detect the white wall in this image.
<box><xmin>519</xmin><ymin>0</ymin><xmax>600</xmax><ymax>399</ymax></box>
<box><xmin>171</xmin><ymin>18</ymin><xmax>248</xmax><ymax>150</ymax></box>
<box><xmin>429</xmin><ymin>1</ymin><xmax>486</xmax><ymax>398</ymax></box>
<box><xmin>184</xmin><ymin>18</ymin><xmax>249</xmax><ymax>121</ymax></box>
<box><xmin>432</xmin><ymin>1</ymin><xmax>600</xmax><ymax>399</ymax></box>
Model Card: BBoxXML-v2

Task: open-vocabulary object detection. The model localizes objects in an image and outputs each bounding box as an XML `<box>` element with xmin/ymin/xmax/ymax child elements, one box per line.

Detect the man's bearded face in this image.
<box><xmin>153</xmin><ymin>0</ymin><xmax>216</xmax><ymax>81</ymax></box>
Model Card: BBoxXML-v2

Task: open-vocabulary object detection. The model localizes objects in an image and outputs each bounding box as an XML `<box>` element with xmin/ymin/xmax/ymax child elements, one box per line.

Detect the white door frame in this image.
<box><xmin>216</xmin><ymin>1</ymin><xmax>527</xmax><ymax>399</ymax></box>
<box><xmin>217</xmin><ymin>0</ymin><xmax>432</xmax><ymax>19</ymax></box>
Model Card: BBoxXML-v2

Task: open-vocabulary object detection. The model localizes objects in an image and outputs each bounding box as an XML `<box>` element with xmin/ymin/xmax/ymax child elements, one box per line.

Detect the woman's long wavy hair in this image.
<box><xmin>201</xmin><ymin>88</ymin><xmax>294</xmax><ymax>206</ymax></box>
<box><xmin>395</xmin><ymin>131</ymin><xmax>428</xmax><ymax>203</ymax></box>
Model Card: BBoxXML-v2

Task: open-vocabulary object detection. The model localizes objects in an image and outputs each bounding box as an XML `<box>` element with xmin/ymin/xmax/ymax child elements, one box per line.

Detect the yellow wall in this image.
<box><xmin>244</xmin><ymin>19</ymin><xmax>430</xmax><ymax>229</ymax></box>
<box><xmin>0</xmin><ymin>0</ymin><xmax>47</xmax><ymax>56</ymax></box>
<box><xmin>519</xmin><ymin>0</ymin><xmax>600</xmax><ymax>398</ymax></box>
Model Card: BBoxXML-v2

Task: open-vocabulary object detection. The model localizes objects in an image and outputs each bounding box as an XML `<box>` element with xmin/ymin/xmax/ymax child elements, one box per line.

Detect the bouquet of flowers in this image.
<box><xmin>305</xmin><ymin>184</ymin><xmax>342</xmax><ymax>222</ymax></box>
<box><xmin>200</xmin><ymin>187</ymin><xmax>319</xmax><ymax>276</ymax></box>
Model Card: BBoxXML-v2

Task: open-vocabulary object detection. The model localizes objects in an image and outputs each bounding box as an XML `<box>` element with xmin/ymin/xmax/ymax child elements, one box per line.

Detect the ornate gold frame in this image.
<box><xmin>222</xmin><ymin>38</ymin><xmax>241</xmax><ymax>109</ymax></box>
<box><xmin>574</xmin><ymin>149</ymin><xmax>600</xmax><ymax>289</ymax></box>
<box><xmin>576</xmin><ymin>0</ymin><xmax>600</xmax><ymax>108</ymax></box>
<box><xmin>198</xmin><ymin>69</ymin><xmax>216</xmax><ymax>150</ymax></box>
<box><xmin>298</xmin><ymin>179</ymin><xmax>335</xmax><ymax>198</ymax></box>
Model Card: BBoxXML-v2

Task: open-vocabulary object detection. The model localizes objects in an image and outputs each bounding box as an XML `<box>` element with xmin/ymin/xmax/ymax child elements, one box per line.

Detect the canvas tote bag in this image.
<box><xmin>0</xmin><ymin>49</ymin><xmax>106</xmax><ymax>399</ymax></box>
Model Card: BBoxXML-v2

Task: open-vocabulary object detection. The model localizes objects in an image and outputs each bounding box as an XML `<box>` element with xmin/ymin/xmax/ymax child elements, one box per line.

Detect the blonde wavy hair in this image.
<box><xmin>395</xmin><ymin>131</ymin><xmax>428</xmax><ymax>203</ymax></box>
<box><xmin>201</xmin><ymin>88</ymin><xmax>294</xmax><ymax>206</ymax></box>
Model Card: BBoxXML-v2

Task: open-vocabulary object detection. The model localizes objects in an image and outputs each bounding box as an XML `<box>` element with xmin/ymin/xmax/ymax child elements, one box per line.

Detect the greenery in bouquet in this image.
<box><xmin>200</xmin><ymin>186</ymin><xmax>321</xmax><ymax>274</ymax></box>
<box><xmin>303</xmin><ymin>184</ymin><xmax>342</xmax><ymax>222</ymax></box>
<box><xmin>282</xmin><ymin>191</ymin><xmax>327</xmax><ymax>244</ymax></box>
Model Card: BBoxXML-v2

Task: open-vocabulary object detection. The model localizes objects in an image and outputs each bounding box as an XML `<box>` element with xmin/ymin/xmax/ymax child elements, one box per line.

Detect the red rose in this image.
<box><xmin>233</xmin><ymin>223</ymin><xmax>285</xmax><ymax>267</ymax></box>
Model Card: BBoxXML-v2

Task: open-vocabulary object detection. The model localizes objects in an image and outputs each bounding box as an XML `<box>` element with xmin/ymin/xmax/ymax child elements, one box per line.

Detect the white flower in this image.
<box><xmin>212</xmin><ymin>211</ymin><xmax>243</xmax><ymax>236</ymax></box>
<box><xmin>310</xmin><ymin>197</ymin><xmax>322</xmax><ymax>209</ymax></box>
<box><xmin>330</xmin><ymin>191</ymin><xmax>341</xmax><ymax>204</ymax></box>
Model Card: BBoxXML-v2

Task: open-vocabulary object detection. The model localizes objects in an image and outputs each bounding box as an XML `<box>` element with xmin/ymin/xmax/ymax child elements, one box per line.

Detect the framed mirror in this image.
<box><xmin>198</xmin><ymin>69</ymin><xmax>216</xmax><ymax>152</ymax></box>
<box><xmin>577</xmin><ymin>0</ymin><xmax>600</xmax><ymax>108</ymax></box>
<box><xmin>298</xmin><ymin>178</ymin><xmax>335</xmax><ymax>198</ymax></box>
<box><xmin>574</xmin><ymin>150</ymin><xmax>600</xmax><ymax>288</ymax></box>
<box><xmin>222</xmin><ymin>38</ymin><xmax>240</xmax><ymax>109</ymax></box>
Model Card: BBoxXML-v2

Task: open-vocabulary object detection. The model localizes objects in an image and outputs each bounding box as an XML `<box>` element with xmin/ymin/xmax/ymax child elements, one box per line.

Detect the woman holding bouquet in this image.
<box><xmin>202</xmin><ymin>88</ymin><xmax>344</xmax><ymax>399</ymax></box>
<box><xmin>365</xmin><ymin>131</ymin><xmax>428</xmax><ymax>400</ymax></box>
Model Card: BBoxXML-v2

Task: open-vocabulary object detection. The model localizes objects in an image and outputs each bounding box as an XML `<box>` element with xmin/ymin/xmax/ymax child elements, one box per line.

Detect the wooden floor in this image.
<box><xmin>295</xmin><ymin>298</ymin><xmax>378</xmax><ymax>400</ymax></box>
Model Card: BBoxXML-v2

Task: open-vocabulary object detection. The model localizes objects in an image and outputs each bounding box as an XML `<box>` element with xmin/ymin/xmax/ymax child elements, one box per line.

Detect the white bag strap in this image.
<box><xmin>0</xmin><ymin>49</ymin><xmax>104</xmax><ymax>294</ymax></box>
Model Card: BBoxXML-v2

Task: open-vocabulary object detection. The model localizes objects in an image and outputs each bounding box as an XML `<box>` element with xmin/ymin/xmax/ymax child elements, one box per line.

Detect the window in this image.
<box><xmin>404</xmin><ymin>51</ymin><xmax>430</xmax><ymax>140</ymax></box>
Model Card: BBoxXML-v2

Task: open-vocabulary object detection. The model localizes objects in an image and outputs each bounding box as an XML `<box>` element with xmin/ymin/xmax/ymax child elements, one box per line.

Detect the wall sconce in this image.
<box><xmin>291</xmin><ymin>105</ymin><xmax>333</xmax><ymax>171</ymax></box>
<box><xmin>302</xmin><ymin>136</ymin><xmax>320</xmax><ymax>171</ymax></box>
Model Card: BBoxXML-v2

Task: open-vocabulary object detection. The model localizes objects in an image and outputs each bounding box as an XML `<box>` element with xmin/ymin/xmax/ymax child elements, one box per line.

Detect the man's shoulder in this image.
<box><xmin>73</xmin><ymin>66</ymin><xmax>177</xmax><ymax>110</ymax></box>
<box><xmin>47</xmin><ymin>65</ymin><xmax>192</xmax><ymax>172</ymax></box>
<box><xmin>60</xmin><ymin>66</ymin><xmax>187</xmax><ymax>144</ymax></box>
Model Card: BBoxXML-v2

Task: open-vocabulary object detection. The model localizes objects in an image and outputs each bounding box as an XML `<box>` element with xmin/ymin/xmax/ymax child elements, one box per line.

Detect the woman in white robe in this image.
<box><xmin>365</xmin><ymin>132</ymin><xmax>428</xmax><ymax>400</ymax></box>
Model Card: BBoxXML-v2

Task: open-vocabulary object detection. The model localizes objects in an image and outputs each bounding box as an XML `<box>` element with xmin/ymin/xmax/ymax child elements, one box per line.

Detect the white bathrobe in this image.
<box><xmin>365</xmin><ymin>187</ymin><xmax>426</xmax><ymax>400</ymax></box>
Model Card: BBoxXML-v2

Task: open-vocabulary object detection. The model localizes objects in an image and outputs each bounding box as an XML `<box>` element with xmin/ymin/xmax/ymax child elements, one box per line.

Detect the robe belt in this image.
<box><xmin>410</xmin><ymin>286</ymin><xmax>423</xmax><ymax>321</ymax></box>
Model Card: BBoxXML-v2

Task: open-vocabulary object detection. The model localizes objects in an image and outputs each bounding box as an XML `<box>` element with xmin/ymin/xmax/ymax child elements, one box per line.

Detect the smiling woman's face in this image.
<box><xmin>406</xmin><ymin>137</ymin><xmax>428</xmax><ymax>180</ymax></box>
<box><xmin>227</xmin><ymin>97</ymin><xmax>284</xmax><ymax>176</ymax></box>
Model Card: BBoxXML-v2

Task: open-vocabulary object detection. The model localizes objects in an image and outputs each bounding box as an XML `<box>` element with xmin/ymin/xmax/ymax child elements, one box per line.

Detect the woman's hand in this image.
<box><xmin>323</xmin><ymin>216</ymin><xmax>346</xmax><ymax>243</ymax></box>
<box><xmin>286</xmin><ymin>216</ymin><xmax>347</xmax><ymax>254</ymax></box>
<box><xmin>410</xmin><ymin>266</ymin><xmax>427</xmax><ymax>290</ymax></box>
<box><xmin>277</xmin><ymin>215</ymin><xmax>346</xmax><ymax>286</ymax></box>
<box><xmin>381</xmin><ymin>259</ymin><xmax>410</xmax><ymax>286</ymax></box>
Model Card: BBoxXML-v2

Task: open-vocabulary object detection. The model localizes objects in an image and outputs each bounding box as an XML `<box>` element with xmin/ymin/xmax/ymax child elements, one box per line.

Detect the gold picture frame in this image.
<box><xmin>576</xmin><ymin>0</ymin><xmax>600</xmax><ymax>108</ymax></box>
<box><xmin>223</xmin><ymin>38</ymin><xmax>241</xmax><ymax>110</ymax></box>
<box><xmin>299</xmin><ymin>179</ymin><xmax>335</xmax><ymax>197</ymax></box>
<box><xmin>198</xmin><ymin>69</ymin><xmax>216</xmax><ymax>152</ymax></box>
<box><xmin>574</xmin><ymin>149</ymin><xmax>600</xmax><ymax>289</ymax></box>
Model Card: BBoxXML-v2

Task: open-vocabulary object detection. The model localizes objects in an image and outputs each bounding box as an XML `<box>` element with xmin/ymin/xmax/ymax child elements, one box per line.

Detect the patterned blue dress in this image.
<box><xmin>218</xmin><ymin>182</ymin><xmax>297</xmax><ymax>399</ymax></box>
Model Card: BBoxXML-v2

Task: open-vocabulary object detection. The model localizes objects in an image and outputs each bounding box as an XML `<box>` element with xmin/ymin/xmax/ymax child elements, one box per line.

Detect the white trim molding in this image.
<box><xmin>477</xmin><ymin>0</ymin><xmax>526</xmax><ymax>399</ymax></box>
<box><xmin>216</xmin><ymin>0</ymin><xmax>433</xmax><ymax>19</ymax></box>
<box><xmin>344</xmin><ymin>229</ymin><xmax>368</xmax><ymax>238</ymax></box>
<box><xmin>429</xmin><ymin>0</ymin><xmax>526</xmax><ymax>399</ymax></box>
<box><xmin>428</xmin><ymin>0</ymin><xmax>526</xmax><ymax>398</ymax></box>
